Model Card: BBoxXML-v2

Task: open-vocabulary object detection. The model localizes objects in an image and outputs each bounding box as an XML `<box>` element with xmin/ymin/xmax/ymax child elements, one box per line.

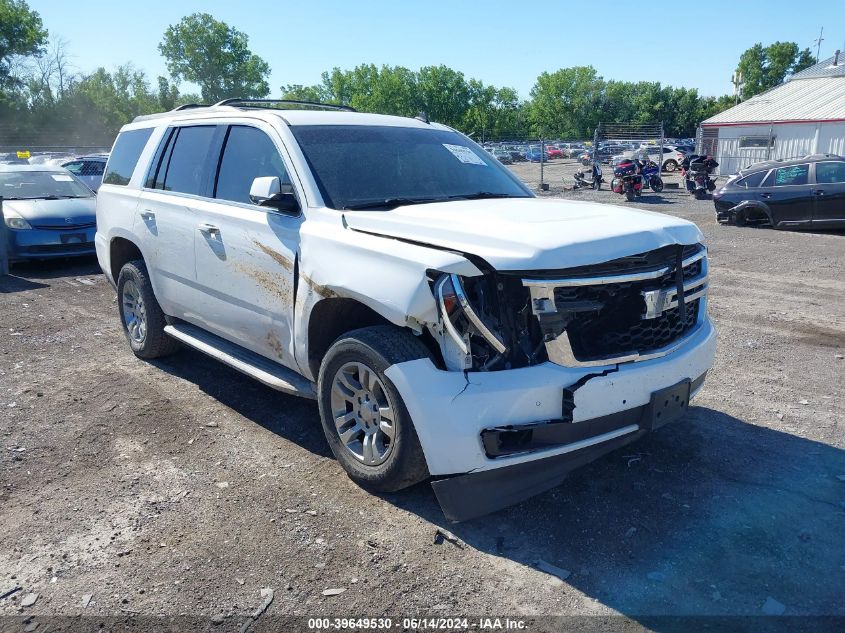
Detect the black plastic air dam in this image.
<box><xmin>431</xmin><ymin>372</ymin><xmax>706</xmax><ymax>522</ymax></box>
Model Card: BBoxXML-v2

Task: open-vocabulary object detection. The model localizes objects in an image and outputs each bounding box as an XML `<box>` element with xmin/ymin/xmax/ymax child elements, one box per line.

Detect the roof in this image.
<box><xmin>702</xmin><ymin>76</ymin><xmax>845</xmax><ymax>125</ymax></box>
<box><xmin>130</xmin><ymin>106</ymin><xmax>443</xmax><ymax>131</ymax></box>
<box><xmin>790</xmin><ymin>53</ymin><xmax>845</xmax><ymax>79</ymax></box>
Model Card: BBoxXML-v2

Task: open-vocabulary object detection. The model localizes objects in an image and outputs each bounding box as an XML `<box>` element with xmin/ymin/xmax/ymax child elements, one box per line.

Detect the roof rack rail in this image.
<box><xmin>173</xmin><ymin>103</ymin><xmax>210</xmax><ymax>111</ymax></box>
<box><xmin>212</xmin><ymin>98</ymin><xmax>356</xmax><ymax>112</ymax></box>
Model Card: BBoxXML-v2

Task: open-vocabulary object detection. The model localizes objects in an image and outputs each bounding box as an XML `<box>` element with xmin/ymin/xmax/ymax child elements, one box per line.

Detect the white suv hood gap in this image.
<box><xmin>342</xmin><ymin>198</ymin><xmax>702</xmax><ymax>271</ymax></box>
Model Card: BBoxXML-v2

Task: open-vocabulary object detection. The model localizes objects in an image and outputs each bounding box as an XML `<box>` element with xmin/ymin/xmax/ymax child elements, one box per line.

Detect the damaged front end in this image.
<box><xmin>404</xmin><ymin>242</ymin><xmax>715</xmax><ymax>521</ymax></box>
<box><xmin>428</xmin><ymin>242</ymin><xmax>708</xmax><ymax>374</ymax></box>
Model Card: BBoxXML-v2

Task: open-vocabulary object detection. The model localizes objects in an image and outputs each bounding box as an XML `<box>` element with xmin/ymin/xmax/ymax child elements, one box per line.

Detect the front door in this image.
<box><xmin>758</xmin><ymin>163</ymin><xmax>814</xmax><ymax>226</ymax></box>
<box><xmin>192</xmin><ymin>124</ymin><xmax>301</xmax><ymax>370</ymax></box>
<box><xmin>812</xmin><ymin>161</ymin><xmax>845</xmax><ymax>226</ymax></box>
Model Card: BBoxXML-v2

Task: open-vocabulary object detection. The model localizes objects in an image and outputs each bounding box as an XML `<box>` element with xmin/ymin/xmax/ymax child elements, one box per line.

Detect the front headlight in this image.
<box><xmin>434</xmin><ymin>273</ymin><xmax>508</xmax><ymax>371</ymax></box>
<box><xmin>4</xmin><ymin>211</ymin><xmax>32</xmax><ymax>230</ymax></box>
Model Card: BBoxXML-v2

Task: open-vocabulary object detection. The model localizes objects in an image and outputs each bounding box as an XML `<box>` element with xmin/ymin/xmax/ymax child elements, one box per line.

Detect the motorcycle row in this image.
<box><xmin>573</xmin><ymin>154</ymin><xmax>718</xmax><ymax>202</ymax></box>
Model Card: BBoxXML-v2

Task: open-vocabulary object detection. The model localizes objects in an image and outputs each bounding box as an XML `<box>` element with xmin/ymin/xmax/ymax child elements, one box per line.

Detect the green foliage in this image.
<box><xmin>158</xmin><ymin>12</ymin><xmax>270</xmax><ymax>102</ymax></box>
<box><xmin>736</xmin><ymin>41</ymin><xmax>816</xmax><ymax>100</ymax></box>
<box><xmin>0</xmin><ymin>0</ymin><xmax>48</xmax><ymax>88</ymax></box>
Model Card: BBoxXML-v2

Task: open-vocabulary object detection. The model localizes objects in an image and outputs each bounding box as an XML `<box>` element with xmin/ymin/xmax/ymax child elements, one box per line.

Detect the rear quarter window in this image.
<box><xmin>103</xmin><ymin>128</ymin><xmax>154</xmax><ymax>186</ymax></box>
<box><xmin>737</xmin><ymin>171</ymin><xmax>767</xmax><ymax>188</ymax></box>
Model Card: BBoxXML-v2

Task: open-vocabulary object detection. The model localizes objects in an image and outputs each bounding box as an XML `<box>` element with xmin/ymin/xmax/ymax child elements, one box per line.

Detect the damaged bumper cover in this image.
<box><xmin>384</xmin><ymin>316</ymin><xmax>716</xmax><ymax>521</ymax></box>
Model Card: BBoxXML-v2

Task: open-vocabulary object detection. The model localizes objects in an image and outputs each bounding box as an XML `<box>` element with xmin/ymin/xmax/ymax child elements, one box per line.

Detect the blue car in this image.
<box><xmin>525</xmin><ymin>147</ymin><xmax>547</xmax><ymax>163</ymax></box>
<box><xmin>1</xmin><ymin>165</ymin><xmax>97</xmax><ymax>261</ymax></box>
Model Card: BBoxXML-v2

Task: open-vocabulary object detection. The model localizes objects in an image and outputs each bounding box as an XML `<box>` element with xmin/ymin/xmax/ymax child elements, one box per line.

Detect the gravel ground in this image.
<box><xmin>1</xmin><ymin>162</ymin><xmax>844</xmax><ymax>630</ymax></box>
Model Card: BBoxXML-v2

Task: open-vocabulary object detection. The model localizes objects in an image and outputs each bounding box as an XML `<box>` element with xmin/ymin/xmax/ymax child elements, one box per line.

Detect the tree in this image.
<box><xmin>159</xmin><ymin>13</ymin><xmax>270</xmax><ymax>102</ymax></box>
<box><xmin>735</xmin><ymin>41</ymin><xmax>816</xmax><ymax>100</ymax></box>
<box><xmin>528</xmin><ymin>66</ymin><xmax>605</xmax><ymax>138</ymax></box>
<box><xmin>0</xmin><ymin>0</ymin><xmax>48</xmax><ymax>88</ymax></box>
<box><xmin>416</xmin><ymin>65</ymin><xmax>470</xmax><ymax>127</ymax></box>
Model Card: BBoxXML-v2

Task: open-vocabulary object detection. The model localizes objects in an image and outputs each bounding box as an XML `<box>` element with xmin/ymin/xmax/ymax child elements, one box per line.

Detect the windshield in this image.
<box><xmin>0</xmin><ymin>171</ymin><xmax>93</xmax><ymax>200</ymax></box>
<box><xmin>289</xmin><ymin>125</ymin><xmax>532</xmax><ymax>210</ymax></box>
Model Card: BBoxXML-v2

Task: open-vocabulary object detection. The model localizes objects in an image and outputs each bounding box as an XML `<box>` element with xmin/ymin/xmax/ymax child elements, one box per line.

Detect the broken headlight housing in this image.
<box><xmin>433</xmin><ymin>273</ymin><xmax>509</xmax><ymax>371</ymax></box>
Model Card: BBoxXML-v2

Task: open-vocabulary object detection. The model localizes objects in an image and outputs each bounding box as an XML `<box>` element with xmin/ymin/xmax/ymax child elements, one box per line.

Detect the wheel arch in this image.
<box><xmin>732</xmin><ymin>200</ymin><xmax>773</xmax><ymax>226</ymax></box>
<box><xmin>109</xmin><ymin>236</ymin><xmax>144</xmax><ymax>284</ymax></box>
<box><xmin>305</xmin><ymin>298</ymin><xmax>443</xmax><ymax>382</ymax></box>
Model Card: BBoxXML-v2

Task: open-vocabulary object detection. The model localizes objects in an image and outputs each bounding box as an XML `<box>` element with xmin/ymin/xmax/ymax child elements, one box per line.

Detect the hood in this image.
<box><xmin>3</xmin><ymin>197</ymin><xmax>96</xmax><ymax>228</ymax></box>
<box><xmin>343</xmin><ymin>197</ymin><xmax>703</xmax><ymax>271</ymax></box>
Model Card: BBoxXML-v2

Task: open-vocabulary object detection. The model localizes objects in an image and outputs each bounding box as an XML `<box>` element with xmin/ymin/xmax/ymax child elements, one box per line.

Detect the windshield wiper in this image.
<box><xmin>444</xmin><ymin>192</ymin><xmax>524</xmax><ymax>201</ymax></box>
<box><xmin>342</xmin><ymin>193</ymin><xmax>524</xmax><ymax>210</ymax></box>
<box><xmin>342</xmin><ymin>197</ymin><xmax>444</xmax><ymax>211</ymax></box>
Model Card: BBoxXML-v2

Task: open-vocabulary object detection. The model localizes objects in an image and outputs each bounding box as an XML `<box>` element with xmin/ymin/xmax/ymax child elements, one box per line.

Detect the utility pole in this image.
<box><xmin>814</xmin><ymin>27</ymin><xmax>824</xmax><ymax>62</ymax></box>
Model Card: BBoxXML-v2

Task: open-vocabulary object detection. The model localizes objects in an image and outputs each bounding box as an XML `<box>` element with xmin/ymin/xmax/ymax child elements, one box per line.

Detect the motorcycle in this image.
<box><xmin>610</xmin><ymin>159</ymin><xmax>643</xmax><ymax>201</ymax></box>
<box><xmin>637</xmin><ymin>159</ymin><xmax>664</xmax><ymax>192</ymax></box>
<box><xmin>682</xmin><ymin>155</ymin><xmax>719</xmax><ymax>199</ymax></box>
<box><xmin>573</xmin><ymin>162</ymin><xmax>604</xmax><ymax>190</ymax></box>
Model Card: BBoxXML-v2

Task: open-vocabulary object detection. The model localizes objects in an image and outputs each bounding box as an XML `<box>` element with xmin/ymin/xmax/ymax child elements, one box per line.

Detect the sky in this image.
<box><xmin>27</xmin><ymin>0</ymin><xmax>845</xmax><ymax>100</ymax></box>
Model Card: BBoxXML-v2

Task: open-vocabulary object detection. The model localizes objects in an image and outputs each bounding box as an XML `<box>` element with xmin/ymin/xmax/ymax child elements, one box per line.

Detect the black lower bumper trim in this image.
<box><xmin>432</xmin><ymin>372</ymin><xmax>707</xmax><ymax>522</ymax></box>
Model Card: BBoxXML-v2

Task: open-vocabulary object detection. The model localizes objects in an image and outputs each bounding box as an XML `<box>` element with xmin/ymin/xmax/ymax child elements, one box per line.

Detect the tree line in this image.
<box><xmin>0</xmin><ymin>1</ymin><xmax>818</xmax><ymax>148</ymax></box>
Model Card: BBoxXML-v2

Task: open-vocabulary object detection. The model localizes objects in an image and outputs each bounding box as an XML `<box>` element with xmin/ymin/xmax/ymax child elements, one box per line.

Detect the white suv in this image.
<box><xmin>95</xmin><ymin>99</ymin><xmax>716</xmax><ymax>521</ymax></box>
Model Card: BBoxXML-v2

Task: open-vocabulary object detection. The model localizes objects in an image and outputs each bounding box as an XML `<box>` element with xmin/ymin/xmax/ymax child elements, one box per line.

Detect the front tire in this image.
<box><xmin>317</xmin><ymin>326</ymin><xmax>430</xmax><ymax>493</ymax></box>
<box><xmin>651</xmin><ymin>176</ymin><xmax>664</xmax><ymax>192</ymax></box>
<box><xmin>117</xmin><ymin>260</ymin><xmax>180</xmax><ymax>359</ymax></box>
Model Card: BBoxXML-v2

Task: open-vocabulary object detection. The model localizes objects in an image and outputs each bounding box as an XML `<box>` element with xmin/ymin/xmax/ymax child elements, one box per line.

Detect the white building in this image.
<box><xmin>700</xmin><ymin>53</ymin><xmax>845</xmax><ymax>175</ymax></box>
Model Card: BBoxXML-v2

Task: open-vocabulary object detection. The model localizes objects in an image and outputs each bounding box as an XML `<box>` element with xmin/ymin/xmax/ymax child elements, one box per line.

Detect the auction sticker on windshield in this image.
<box><xmin>51</xmin><ymin>174</ymin><xmax>74</xmax><ymax>182</ymax></box>
<box><xmin>443</xmin><ymin>144</ymin><xmax>486</xmax><ymax>166</ymax></box>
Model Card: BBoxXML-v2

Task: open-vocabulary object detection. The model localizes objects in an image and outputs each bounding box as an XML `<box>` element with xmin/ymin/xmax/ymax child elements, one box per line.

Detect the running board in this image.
<box><xmin>164</xmin><ymin>323</ymin><xmax>316</xmax><ymax>399</ymax></box>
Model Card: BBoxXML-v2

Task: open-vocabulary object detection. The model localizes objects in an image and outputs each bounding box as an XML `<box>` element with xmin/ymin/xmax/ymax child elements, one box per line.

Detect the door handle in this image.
<box><xmin>760</xmin><ymin>192</ymin><xmax>771</xmax><ymax>199</ymax></box>
<box><xmin>198</xmin><ymin>223</ymin><xmax>221</xmax><ymax>237</ymax></box>
<box><xmin>140</xmin><ymin>210</ymin><xmax>155</xmax><ymax>221</ymax></box>
<box><xmin>813</xmin><ymin>189</ymin><xmax>825</xmax><ymax>195</ymax></box>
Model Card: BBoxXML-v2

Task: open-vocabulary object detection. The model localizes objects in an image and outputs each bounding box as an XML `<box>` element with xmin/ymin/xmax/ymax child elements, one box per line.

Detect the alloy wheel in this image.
<box><xmin>330</xmin><ymin>362</ymin><xmax>396</xmax><ymax>466</ymax></box>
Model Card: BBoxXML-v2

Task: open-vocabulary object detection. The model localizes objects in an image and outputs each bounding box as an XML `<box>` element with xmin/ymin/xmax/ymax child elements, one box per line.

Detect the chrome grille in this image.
<box><xmin>523</xmin><ymin>244</ymin><xmax>708</xmax><ymax>367</ymax></box>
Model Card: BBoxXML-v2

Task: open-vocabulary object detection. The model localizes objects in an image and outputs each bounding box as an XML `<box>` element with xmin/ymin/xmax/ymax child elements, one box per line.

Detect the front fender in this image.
<box><xmin>293</xmin><ymin>218</ymin><xmax>481</xmax><ymax>380</ymax></box>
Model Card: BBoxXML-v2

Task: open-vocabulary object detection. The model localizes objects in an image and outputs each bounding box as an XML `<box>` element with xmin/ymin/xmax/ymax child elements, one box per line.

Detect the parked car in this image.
<box><xmin>95</xmin><ymin>101</ymin><xmax>715</xmax><ymax>521</ymax></box>
<box><xmin>62</xmin><ymin>154</ymin><xmax>108</xmax><ymax>192</ymax></box>
<box><xmin>0</xmin><ymin>165</ymin><xmax>97</xmax><ymax>261</ymax></box>
<box><xmin>488</xmin><ymin>148</ymin><xmax>513</xmax><ymax>164</ymax></box>
<box><xmin>525</xmin><ymin>146</ymin><xmax>547</xmax><ymax>162</ymax></box>
<box><xmin>545</xmin><ymin>147</ymin><xmax>564</xmax><ymax>160</ymax></box>
<box><xmin>612</xmin><ymin>145</ymin><xmax>686</xmax><ymax>172</ymax></box>
<box><xmin>714</xmin><ymin>154</ymin><xmax>845</xmax><ymax>229</ymax></box>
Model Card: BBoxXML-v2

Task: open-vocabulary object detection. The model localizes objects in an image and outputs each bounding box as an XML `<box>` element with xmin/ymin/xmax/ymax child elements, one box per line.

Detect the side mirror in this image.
<box><xmin>249</xmin><ymin>176</ymin><xmax>299</xmax><ymax>213</ymax></box>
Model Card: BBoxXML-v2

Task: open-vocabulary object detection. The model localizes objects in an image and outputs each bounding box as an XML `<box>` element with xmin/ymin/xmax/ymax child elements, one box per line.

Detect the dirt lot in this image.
<box><xmin>2</xmin><ymin>163</ymin><xmax>844</xmax><ymax>630</ymax></box>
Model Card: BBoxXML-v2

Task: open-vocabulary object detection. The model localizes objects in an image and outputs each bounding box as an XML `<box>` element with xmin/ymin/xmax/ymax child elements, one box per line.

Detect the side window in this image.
<box><xmin>214</xmin><ymin>126</ymin><xmax>291</xmax><ymax>205</ymax></box>
<box><xmin>103</xmin><ymin>128</ymin><xmax>154</xmax><ymax>186</ymax></box>
<box><xmin>161</xmin><ymin>126</ymin><xmax>218</xmax><ymax>196</ymax></box>
<box><xmin>64</xmin><ymin>161</ymin><xmax>83</xmax><ymax>174</ymax></box>
<box><xmin>737</xmin><ymin>171</ymin><xmax>767</xmax><ymax>189</ymax></box>
<box><xmin>771</xmin><ymin>164</ymin><xmax>809</xmax><ymax>187</ymax></box>
<box><xmin>81</xmin><ymin>161</ymin><xmax>105</xmax><ymax>176</ymax></box>
<box><xmin>815</xmin><ymin>161</ymin><xmax>845</xmax><ymax>184</ymax></box>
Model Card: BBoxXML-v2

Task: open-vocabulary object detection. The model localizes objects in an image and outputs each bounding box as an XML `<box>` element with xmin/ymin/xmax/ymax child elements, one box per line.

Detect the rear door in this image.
<box><xmin>191</xmin><ymin>123</ymin><xmax>302</xmax><ymax>369</ymax></box>
<box><xmin>136</xmin><ymin>124</ymin><xmax>223</xmax><ymax>318</ymax></box>
<box><xmin>757</xmin><ymin>163</ymin><xmax>813</xmax><ymax>226</ymax></box>
<box><xmin>811</xmin><ymin>160</ymin><xmax>845</xmax><ymax>227</ymax></box>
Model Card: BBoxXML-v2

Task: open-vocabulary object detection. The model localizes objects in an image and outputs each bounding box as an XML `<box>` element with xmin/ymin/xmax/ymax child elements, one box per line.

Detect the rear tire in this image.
<box><xmin>664</xmin><ymin>160</ymin><xmax>678</xmax><ymax>172</ymax></box>
<box><xmin>117</xmin><ymin>260</ymin><xmax>180</xmax><ymax>359</ymax></box>
<box><xmin>317</xmin><ymin>325</ymin><xmax>431</xmax><ymax>493</ymax></box>
<box><xmin>694</xmin><ymin>189</ymin><xmax>706</xmax><ymax>200</ymax></box>
<box><xmin>625</xmin><ymin>190</ymin><xmax>636</xmax><ymax>202</ymax></box>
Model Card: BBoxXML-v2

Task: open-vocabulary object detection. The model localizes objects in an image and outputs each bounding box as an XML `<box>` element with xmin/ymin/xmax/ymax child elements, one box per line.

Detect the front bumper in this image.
<box><xmin>384</xmin><ymin>316</ymin><xmax>716</xmax><ymax>519</ymax></box>
<box><xmin>6</xmin><ymin>226</ymin><xmax>96</xmax><ymax>260</ymax></box>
